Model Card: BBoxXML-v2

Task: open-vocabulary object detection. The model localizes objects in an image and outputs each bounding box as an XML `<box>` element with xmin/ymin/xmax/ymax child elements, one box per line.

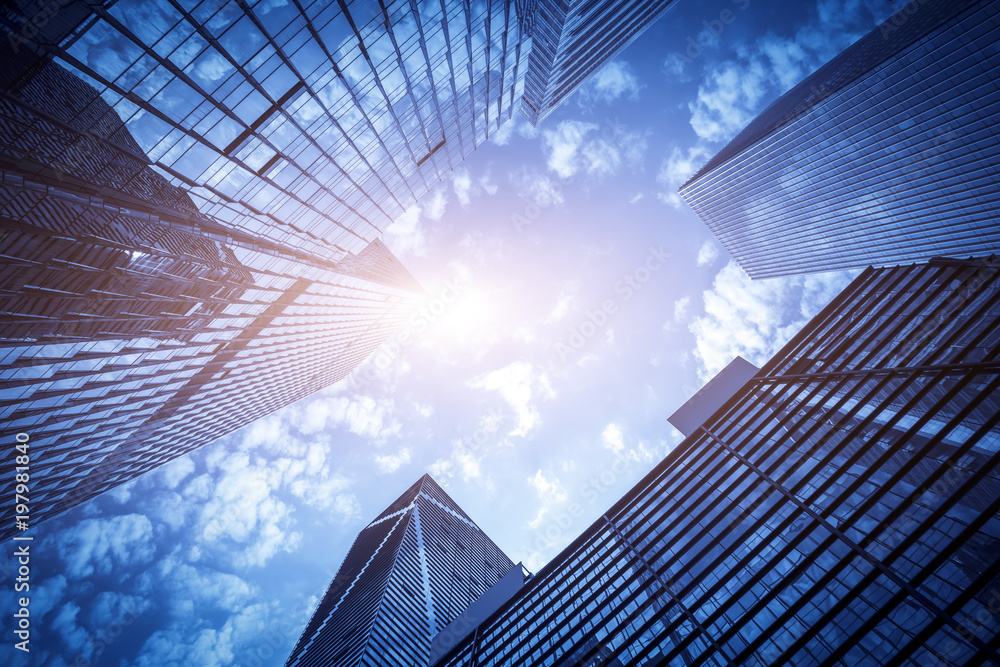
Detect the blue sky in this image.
<box><xmin>1</xmin><ymin>1</ymin><xmax>900</xmax><ymax>665</ymax></box>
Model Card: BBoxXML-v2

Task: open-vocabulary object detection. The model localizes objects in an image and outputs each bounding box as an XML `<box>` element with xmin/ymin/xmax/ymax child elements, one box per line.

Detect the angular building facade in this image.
<box><xmin>0</xmin><ymin>0</ymin><xmax>676</xmax><ymax>533</ymax></box>
<box><xmin>2</xmin><ymin>0</ymin><xmax>532</xmax><ymax>259</ymax></box>
<box><xmin>678</xmin><ymin>0</ymin><xmax>1000</xmax><ymax>278</ymax></box>
<box><xmin>0</xmin><ymin>51</ymin><xmax>423</xmax><ymax>537</ymax></box>
<box><xmin>284</xmin><ymin>474</ymin><xmax>522</xmax><ymax>667</ymax></box>
<box><xmin>435</xmin><ymin>256</ymin><xmax>1000</xmax><ymax>666</ymax></box>
<box><xmin>518</xmin><ymin>0</ymin><xmax>677</xmax><ymax>126</ymax></box>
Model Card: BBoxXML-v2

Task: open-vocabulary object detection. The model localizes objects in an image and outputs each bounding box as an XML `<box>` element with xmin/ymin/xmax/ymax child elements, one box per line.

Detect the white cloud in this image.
<box><xmin>690</xmin><ymin>261</ymin><xmax>857</xmax><ymax>382</ymax></box>
<box><xmin>696</xmin><ymin>240</ymin><xmax>721</xmax><ymax>267</ymax></box>
<box><xmin>134</xmin><ymin>602</ymin><xmax>274</xmax><ymax>667</ymax></box>
<box><xmin>541</xmin><ymin>119</ymin><xmax>648</xmax><ymax>180</ymax></box>
<box><xmin>468</xmin><ymin>362</ymin><xmax>555</xmax><ymax>438</ymax></box>
<box><xmin>57</xmin><ymin>515</ymin><xmax>156</xmax><ymax>578</ymax></box>
<box><xmin>673</xmin><ymin>296</ymin><xmax>691</xmax><ymax>321</ymax></box>
<box><xmin>512</xmin><ymin>167</ymin><xmax>566</xmax><ymax>211</ymax></box>
<box><xmin>424</xmin><ymin>188</ymin><xmax>448</xmax><ymax>221</ymax></box>
<box><xmin>374</xmin><ymin>447</ymin><xmax>411</xmax><ymax>474</ymax></box>
<box><xmin>195</xmin><ymin>454</ymin><xmax>301</xmax><ymax>568</ymax></box>
<box><xmin>479</xmin><ymin>173</ymin><xmax>498</xmax><ymax>196</ymax></box>
<box><xmin>383</xmin><ymin>204</ymin><xmax>426</xmax><ymax>258</ymax></box>
<box><xmin>526</xmin><ymin>469</ymin><xmax>568</xmax><ymax>530</ymax></box>
<box><xmin>51</xmin><ymin>602</ymin><xmax>91</xmax><ymax>653</ymax></box>
<box><xmin>428</xmin><ymin>442</ymin><xmax>484</xmax><ymax>483</ymax></box>
<box><xmin>297</xmin><ymin>395</ymin><xmax>401</xmax><ymax>441</ymax></box>
<box><xmin>542</xmin><ymin>120</ymin><xmax>597</xmax><ymax>178</ymax></box>
<box><xmin>577</xmin><ymin>60</ymin><xmax>641</xmax><ymax>107</ymax></box>
<box><xmin>689</xmin><ymin>59</ymin><xmax>770</xmax><ymax>142</ymax></box>
<box><xmin>159</xmin><ymin>456</ymin><xmax>195</xmax><ymax>489</ymax></box>
<box><xmin>656</xmin><ymin>145</ymin><xmax>712</xmax><ymax>207</ymax></box>
<box><xmin>688</xmin><ymin>0</ymin><xmax>895</xmax><ymax>143</ymax></box>
<box><xmin>490</xmin><ymin>113</ymin><xmax>538</xmax><ymax>146</ymax></box>
<box><xmin>602</xmin><ymin>423</ymin><xmax>625</xmax><ymax>454</ymax></box>
<box><xmin>452</xmin><ymin>169</ymin><xmax>473</xmax><ymax>206</ymax></box>
<box><xmin>545</xmin><ymin>291</ymin><xmax>575</xmax><ymax>324</ymax></box>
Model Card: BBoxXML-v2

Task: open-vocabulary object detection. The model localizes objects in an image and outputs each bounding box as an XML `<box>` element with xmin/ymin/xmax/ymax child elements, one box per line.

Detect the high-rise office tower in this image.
<box><xmin>0</xmin><ymin>0</ymin><xmax>675</xmax><ymax>532</ymax></box>
<box><xmin>0</xmin><ymin>52</ymin><xmax>423</xmax><ymax>538</ymax></box>
<box><xmin>519</xmin><ymin>0</ymin><xmax>677</xmax><ymax>126</ymax></box>
<box><xmin>2</xmin><ymin>0</ymin><xmax>677</xmax><ymax>250</ymax></box>
<box><xmin>2</xmin><ymin>0</ymin><xmax>531</xmax><ymax>258</ymax></box>
<box><xmin>284</xmin><ymin>474</ymin><xmax>522</xmax><ymax>667</ymax></box>
<box><xmin>435</xmin><ymin>256</ymin><xmax>1000</xmax><ymax>666</ymax></box>
<box><xmin>678</xmin><ymin>0</ymin><xmax>1000</xmax><ymax>278</ymax></box>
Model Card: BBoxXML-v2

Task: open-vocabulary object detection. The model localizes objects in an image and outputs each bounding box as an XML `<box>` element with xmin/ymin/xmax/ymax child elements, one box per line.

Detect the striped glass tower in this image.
<box><xmin>284</xmin><ymin>474</ymin><xmax>518</xmax><ymax>667</ymax></box>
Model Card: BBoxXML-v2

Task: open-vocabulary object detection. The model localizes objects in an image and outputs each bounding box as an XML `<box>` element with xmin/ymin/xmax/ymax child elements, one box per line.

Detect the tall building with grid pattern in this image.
<box><xmin>284</xmin><ymin>474</ymin><xmax>521</xmax><ymax>667</ymax></box>
<box><xmin>678</xmin><ymin>0</ymin><xmax>1000</xmax><ymax>278</ymax></box>
<box><xmin>2</xmin><ymin>0</ymin><xmax>532</xmax><ymax>260</ymax></box>
<box><xmin>519</xmin><ymin>0</ymin><xmax>678</xmax><ymax>126</ymax></box>
<box><xmin>435</xmin><ymin>256</ymin><xmax>1000</xmax><ymax>666</ymax></box>
<box><xmin>0</xmin><ymin>51</ymin><xmax>423</xmax><ymax>538</ymax></box>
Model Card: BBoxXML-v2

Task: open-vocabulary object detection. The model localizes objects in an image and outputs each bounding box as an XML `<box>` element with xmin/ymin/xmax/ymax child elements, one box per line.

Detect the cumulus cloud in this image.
<box><xmin>602</xmin><ymin>423</ymin><xmax>625</xmax><ymax>454</ymax></box>
<box><xmin>690</xmin><ymin>261</ymin><xmax>856</xmax><ymax>381</ymax></box>
<box><xmin>511</xmin><ymin>167</ymin><xmax>566</xmax><ymax>212</ymax></box>
<box><xmin>656</xmin><ymin>145</ymin><xmax>712</xmax><ymax>207</ymax></box>
<box><xmin>696</xmin><ymin>240</ymin><xmax>721</xmax><ymax>267</ymax></box>
<box><xmin>135</xmin><ymin>602</ymin><xmax>274</xmax><ymax>667</ymax></box>
<box><xmin>468</xmin><ymin>362</ymin><xmax>555</xmax><ymax>438</ymax></box>
<box><xmin>527</xmin><ymin>469</ymin><xmax>568</xmax><ymax>530</ymax></box>
<box><xmin>57</xmin><ymin>515</ymin><xmax>156</xmax><ymax>578</ymax></box>
<box><xmin>297</xmin><ymin>395</ymin><xmax>401</xmax><ymax>441</ymax></box>
<box><xmin>159</xmin><ymin>456</ymin><xmax>195</xmax><ymax>490</ymax></box>
<box><xmin>424</xmin><ymin>188</ymin><xmax>448</xmax><ymax>221</ymax></box>
<box><xmin>383</xmin><ymin>204</ymin><xmax>426</xmax><ymax>257</ymax></box>
<box><xmin>490</xmin><ymin>113</ymin><xmax>538</xmax><ymax>146</ymax></box>
<box><xmin>688</xmin><ymin>0</ymin><xmax>895</xmax><ymax>143</ymax></box>
<box><xmin>674</xmin><ymin>296</ymin><xmax>691</xmax><ymax>321</ymax></box>
<box><xmin>374</xmin><ymin>447</ymin><xmax>411</xmax><ymax>474</ymax></box>
<box><xmin>541</xmin><ymin>119</ymin><xmax>647</xmax><ymax>179</ymax></box>
<box><xmin>576</xmin><ymin>60</ymin><xmax>642</xmax><ymax>107</ymax></box>
<box><xmin>452</xmin><ymin>169</ymin><xmax>473</xmax><ymax>206</ymax></box>
<box><xmin>195</xmin><ymin>454</ymin><xmax>301</xmax><ymax>568</ymax></box>
<box><xmin>428</xmin><ymin>442</ymin><xmax>485</xmax><ymax>484</ymax></box>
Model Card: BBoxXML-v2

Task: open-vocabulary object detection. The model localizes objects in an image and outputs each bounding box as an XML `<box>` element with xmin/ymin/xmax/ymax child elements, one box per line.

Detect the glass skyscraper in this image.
<box><xmin>519</xmin><ymin>0</ymin><xmax>678</xmax><ymax>126</ymax></box>
<box><xmin>678</xmin><ymin>0</ymin><xmax>1000</xmax><ymax>279</ymax></box>
<box><xmin>283</xmin><ymin>474</ymin><xmax>522</xmax><ymax>667</ymax></box>
<box><xmin>0</xmin><ymin>0</ymin><xmax>675</xmax><ymax>535</ymax></box>
<box><xmin>2</xmin><ymin>0</ymin><xmax>531</xmax><ymax>257</ymax></box>
<box><xmin>0</xmin><ymin>50</ymin><xmax>423</xmax><ymax>539</ymax></box>
<box><xmin>433</xmin><ymin>256</ymin><xmax>1000</xmax><ymax>666</ymax></box>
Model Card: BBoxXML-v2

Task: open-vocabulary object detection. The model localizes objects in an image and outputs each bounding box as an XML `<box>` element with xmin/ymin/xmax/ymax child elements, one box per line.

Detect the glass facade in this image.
<box><xmin>0</xmin><ymin>0</ymin><xmax>675</xmax><ymax>536</ymax></box>
<box><xmin>678</xmin><ymin>0</ymin><xmax>1000</xmax><ymax>278</ymax></box>
<box><xmin>284</xmin><ymin>474</ymin><xmax>519</xmax><ymax>667</ymax></box>
<box><xmin>2</xmin><ymin>0</ymin><xmax>531</xmax><ymax>259</ymax></box>
<box><xmin>435</xmin><ymin>257</ymin><xmax>1000</xmax><ymax>666</ymax></box>
<box><xmin>518</xmin><ymin>0</ymin><xmax>678</xmax><ymax>126</ymax></box>
<box><xmin>0</xmin><ymin>51</ymin><xmax>423</xmax><ymax>538</ymax></box>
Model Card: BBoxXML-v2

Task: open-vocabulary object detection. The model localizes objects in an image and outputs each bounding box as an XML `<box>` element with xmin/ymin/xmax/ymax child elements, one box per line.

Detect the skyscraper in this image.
<box><xmin>0</xmin><ymin>51</ymin><xmax>423</xmax><ymax>538</ymax></box>
<box><xmin>678</xmin><ymin>0</ymin><xmax>1000</xmax><ymax>278</ymax></box>
<box><xmin>0</xmin><ymin>0</ymin><xmax>676</xmax><ymax>533</ymax></box>
<box><xmin>518</xmin><ymin>0</ymin><xmax>678</xmax><ymax>126</ymax></box>
<box><xmin>283</xmin><ymin>474</ymin><xmax>522</xmax><ymax>667</ymax></box>
<box><xmin>434</xmin><ymin>256</ymin><xmax>1000</xmax><ymax>666</ymax></box>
